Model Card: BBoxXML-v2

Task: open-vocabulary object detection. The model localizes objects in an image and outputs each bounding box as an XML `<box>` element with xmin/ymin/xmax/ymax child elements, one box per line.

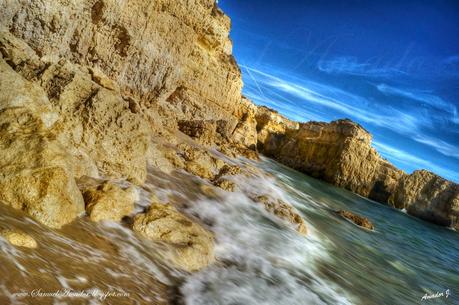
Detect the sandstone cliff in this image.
<box><xmin>0</xmin><ymin>0</ymin><xmax>306</xmax><ymax>260</ymax></box>
<box><xmin>258</xmin><ymin>114</ymin><xmax>404</xmax><ymax>203</ymax></box>
<box><xmin>0</xmin><ymin>0</ymin><xmax>456</xmax><ymax>240</ymax></box>
<box><xmin>0</xmin><ymin>0</ymin><xmax>253</xmax><ymax>133</ymax></box>
<box><xmin>256</xmin><ymin>106</ymin><xmax>459</xmax><ymax>230</ymax></box>
<box><xmin>389</xmin><ymin>170</ymin><xmax>459</xmax><ymax>229</ymax></box>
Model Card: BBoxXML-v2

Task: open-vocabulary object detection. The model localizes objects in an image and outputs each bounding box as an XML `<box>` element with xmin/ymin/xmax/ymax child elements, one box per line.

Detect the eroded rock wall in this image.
<box><xmin>389</xmin><ymin>170</ymin><xmax>459</xmax><ymax>229</ymax></box>
<box><xmin>258</xmin><ymin>115</ymin><xmax>404</xmax><ymax>203</ymax></box>
<box><xmin>0</xmin><ymin>0</ymin><xmax>260</xmax><ymax>231</ymax></box>
<box><xmin>0</xmin><ymin>0</ymin><xmax>249</xmax><ymax>131</ymax></box>
<box><xmin>255</xmin><ymin>106</ymin><xmax>459</xmax><ymax>230</ymax></box>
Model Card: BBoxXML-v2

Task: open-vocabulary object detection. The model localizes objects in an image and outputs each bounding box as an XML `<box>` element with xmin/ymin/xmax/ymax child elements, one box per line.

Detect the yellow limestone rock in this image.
<box><xmin>0</xmin><ymin>229</ymin><xmax>38</xmax><ymax>249</ymax></box>
<box><xmin>133</xmin><ymin>203</ymin><xmax>215</xmax><ymax>272</ymax></box>
<box><xmin>0</xmin><ymin>55</ymin><xmax>84</xmax><ymax>229</ymax></box>
<box><xmin>253</xmin><ymin>195</ymin><xmax>307</xmax><ymax>235</ymax></box>
<box><xmin>389</xmin><ymin>170</ymin><xmax>459</xmax><ymax>229</ymax></box>
<box><xmin>83</xmin><ymin>182</ymin><xmax>136</xmax><ymax>222</ymax></box>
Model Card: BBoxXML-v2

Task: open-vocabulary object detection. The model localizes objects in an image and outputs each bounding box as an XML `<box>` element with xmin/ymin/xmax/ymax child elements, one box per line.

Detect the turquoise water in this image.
<box><xmin>259</xmin><ymin>158</ymin><xmax>459</xmax><ymax>305</ymax></box>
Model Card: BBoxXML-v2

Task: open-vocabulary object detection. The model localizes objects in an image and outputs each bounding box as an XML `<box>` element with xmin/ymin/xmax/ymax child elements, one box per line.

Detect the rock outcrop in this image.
<box><xmin>83</xmin><ymin>182</ymin><xmax>136</xmax><ymax>222</ymax></box>
<box><xmin>389</xmin><ymin>170</ymin><xmax>459</xmax><ymax>229</ymax></box>
<box><xmin>252</xmin><ymin>195</ymin><xmax>307</xmax><ymax>235</ymax></box>
<box><xmin>0</xmin><ymin>0</ymin><xmax>260</xmax><ymax>230</ymax></box>
<box><xmin>0</xmin><ymin>0</ymin><xmax>456</xmax><ymax>237</ymax></box>
<box><xmin>256</xmin><ymin>106</ymin><xmax>458</xmax><ymax>230</ymax></box>
<box><xmin>0</xmin><ymin>0</ymin><xmax>256</xmax><ymax>147</ymax></box>
<box><xmin>133</xmin><ymin>202</ymin><xmax>215</xmax><ymax>272</ymax></box>
<box><xmin>337</xmin><ymin>210</ymin><xmax>374</xmax><ymax>230</ymax></box>
<box><xmin>258</xmin><ymin>116</ymin><xmax>404</xmax><ymax>203</ymax></box>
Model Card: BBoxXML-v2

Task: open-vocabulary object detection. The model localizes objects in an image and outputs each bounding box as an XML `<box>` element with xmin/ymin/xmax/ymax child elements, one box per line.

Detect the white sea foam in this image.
<box><xmin>180</xmin><ymin>170</ymin><xmax>354</xmax><ymax>305</ymax></box>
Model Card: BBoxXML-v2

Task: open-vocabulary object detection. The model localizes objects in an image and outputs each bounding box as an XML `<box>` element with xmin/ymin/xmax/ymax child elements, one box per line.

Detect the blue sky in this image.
<box><xmin>219</xmin><ymin>0</ymin><xmax>459</xmax><ymax>182</ymax></box>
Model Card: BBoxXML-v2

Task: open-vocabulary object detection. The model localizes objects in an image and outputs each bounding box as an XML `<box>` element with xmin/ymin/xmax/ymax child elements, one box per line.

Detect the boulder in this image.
<box><xmin>0</xmin><ymin>167</ymin><xmax>85</xmax><ymax>229</ymax></box>
<box><xmin>0</xmin><ymin>229</ymin><xmax>37</xmax><ymax>248</ymax></box>
<box><xmin>337</xmin><ymin>210</ymin><xmax>374</xmax><ymax>230</ymax></box>
<box><xmin>133</xmin><ymin>203</ymin><xmax>215</xmax><ymax>272</ymax></box>
<box><xmin>83</xmin><ymin>182</ymin><xmax>136</xmax><ymax>222</ymax></box>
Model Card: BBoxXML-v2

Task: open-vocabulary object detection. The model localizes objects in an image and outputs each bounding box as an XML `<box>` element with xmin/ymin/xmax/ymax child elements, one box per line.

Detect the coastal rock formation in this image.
<box><xmin>0</xmin><ymin>0</ymin><xmax>456</xmax><ymax>236</ymax></box>
<box><xmin>0</xmin><ymin>229</ymin><xmax>38</xmax><ymax>248</ymax></box>
<box><xmin>83</xmin><ymin>182</ymin><xmax>136</xmax><ymax>222</ymax></box>
<box><xmin>0</xmin><ymin>0</ymin><xmax>260</xmax><ymax>230</ymax></box>
<box><xmin>133</xmin><ymin>203</ymin><xmax>215</xmax><ymax>272</ymax></box>
<box><xmin>0</xmin><ymin>46</ymin><xmax>86</xmax><ymax>228</ymax></box>
<box><xmin>0</xmin><ymin>30</ymin><xmax>151</xmax><ymax>184</ymax></box>
<box><xmin>337</xmin><ymin>210</ymin><xmax>374</xmax><ymax>230</ymax></box>
<box><xmin>256</xmin><ymin>106</ymin><xmax>299</xmax><ymax>150</ymax></box>
<box><xmin>258</xmin><ymin>116</ymin><xmax>404</xmax><ymax>203</ymax></box>
<box><xmin>0</xmin><ymin>0</ymin><xmax>256</xmax><ymax>148</ymax></box>
<box><xmin>389</xmin><ymin>170</ymin><xmax>459</xmax><ymax>229</ymax></box>
<box><xmin>255</xmin><ymin>106</ymin><xmax>459</xmax><ymax>230</ymax></box>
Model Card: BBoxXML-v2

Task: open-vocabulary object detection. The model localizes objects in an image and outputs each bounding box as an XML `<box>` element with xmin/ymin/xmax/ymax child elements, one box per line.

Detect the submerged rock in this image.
<box><xmin>83</xmin><ymin>182</ymin><xmax>136</xmax><ymax>222</ymax></box>
<box><xmin>0</xmin><ymin>229</ymin><xmax>37</xmax><ymax>248</ymax></box>
<box><xmin>253</xmin><ymin>195</ymin><xmax>307</xmax><ymax>235</ymax></box>
<box><xmin>133</xmin><ymin>203</ymin><xmax>215</xmax><ymax>272</ymax></box>
<box><xmin>337</xmin><ymin>210</ymin><xmax>374</xmax><ymax>230</ymax></box>
<box><xmin>213</xmin><ymin>178</ymin><xmax>236</xmax><ymax>192</ymax></box>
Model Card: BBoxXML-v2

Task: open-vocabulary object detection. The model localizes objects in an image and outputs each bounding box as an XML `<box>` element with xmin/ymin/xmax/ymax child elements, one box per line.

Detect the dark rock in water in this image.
<box><xmin>337</xmin><ymin>210</ymin><xmax>374</xmax><ymax>230</ymax></box>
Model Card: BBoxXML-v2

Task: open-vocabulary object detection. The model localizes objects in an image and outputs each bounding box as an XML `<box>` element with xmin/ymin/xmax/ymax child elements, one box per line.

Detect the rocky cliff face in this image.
<box><xmin>0</xmin><ymin>0</ymin><xmax>254</xmax><ymax>143</ymax></box>
<box><xmin>389</xmin><ymin>170</ymin><xmax>459</xmax><ymax>229</ymax></box>
<box><xmin>258</xmin><ymin>114</ymin><xmax>404</xmax><ymax>203</ymax></box>
<box><xmin>256</xmin><ymin>107</ymin><xmax>458</xmax><ymax>230</ymax></box>
<box><xmin>0</xmin><ymin>0</ymin><xmax>308</xmax><ymax>264</ymax></box>
<box><xmin>0</xmin><ymin>0</ymin><xmax>457</xmax><ymax>240</ymax></box>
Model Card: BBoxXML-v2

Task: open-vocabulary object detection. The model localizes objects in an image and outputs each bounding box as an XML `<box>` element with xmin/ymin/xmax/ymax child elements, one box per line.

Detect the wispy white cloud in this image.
<box><xmin>317</xmin><ymin>56</ymin><xmax>407</xmax><ymax>78</ymax></box>
<box><xmin>376</xmin><ymin>83</ymin><xmax>454</xmax><ymax>111</ymax></box>
<box><xmin>242</xmin><ymin>65</ymin><xmax>459</xmax><ymax>162</ymax></box>
<box><xmin>242</xmin><ymin>65</ymin><xmax>424</xmax><ymax>135</ymax></box>
<box><xmin>373</xmin><ymin>141</ymin><xmax>458</xmax><ymax>182</ymax></box>
<box><xmin>412</xmin><ymin>135</ymin><xmax>459</xmax><ymax>159</ymax></box>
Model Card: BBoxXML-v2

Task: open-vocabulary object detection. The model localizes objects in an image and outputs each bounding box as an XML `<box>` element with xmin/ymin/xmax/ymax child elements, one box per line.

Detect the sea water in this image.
<box><xmin>0</xmin><ymin>157</ymin><xmax>457</xmax><ymax>305</ymax></box>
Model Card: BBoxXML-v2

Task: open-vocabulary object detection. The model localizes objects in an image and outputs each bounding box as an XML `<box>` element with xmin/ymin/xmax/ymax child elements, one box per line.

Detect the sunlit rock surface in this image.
<box><xmin>0</xmin><ymin>229</ymin><xmax>37</xmax><ymax>248</ymax></box>
<box><xmin>337</xmin><ymin>210</ymin><xmax>374</xmax><ymax>231</ymax></box>
<box><xmin>256</xmin><ymin>106</ymin><xmax>458</xmax><ymax>229</ymax></box>
<box><xmin>83</xmin><ymin>182</ymin><xmax>136</xmax><ymax>222</ymax></box>
<box><xmin>389</xmin><ymin>170</ymin><xmax>459</xmax><ymax>229</ymax></box>
<box><xmin>133</xmin><ymin>202</ymin><xmax>215</xmax><ymax>272</ymax></box>
<box><xmin>258</xmin><ymin>115</ymin><xmax>404</xmax><ymax>203</ymax></box>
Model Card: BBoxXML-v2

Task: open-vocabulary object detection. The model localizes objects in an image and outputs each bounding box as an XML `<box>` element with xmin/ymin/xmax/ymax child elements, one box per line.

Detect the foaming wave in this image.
<box><xmin>179</xmin><ymin>169</ymin><xmax>355</xmax><ymax>305</ymax></box>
